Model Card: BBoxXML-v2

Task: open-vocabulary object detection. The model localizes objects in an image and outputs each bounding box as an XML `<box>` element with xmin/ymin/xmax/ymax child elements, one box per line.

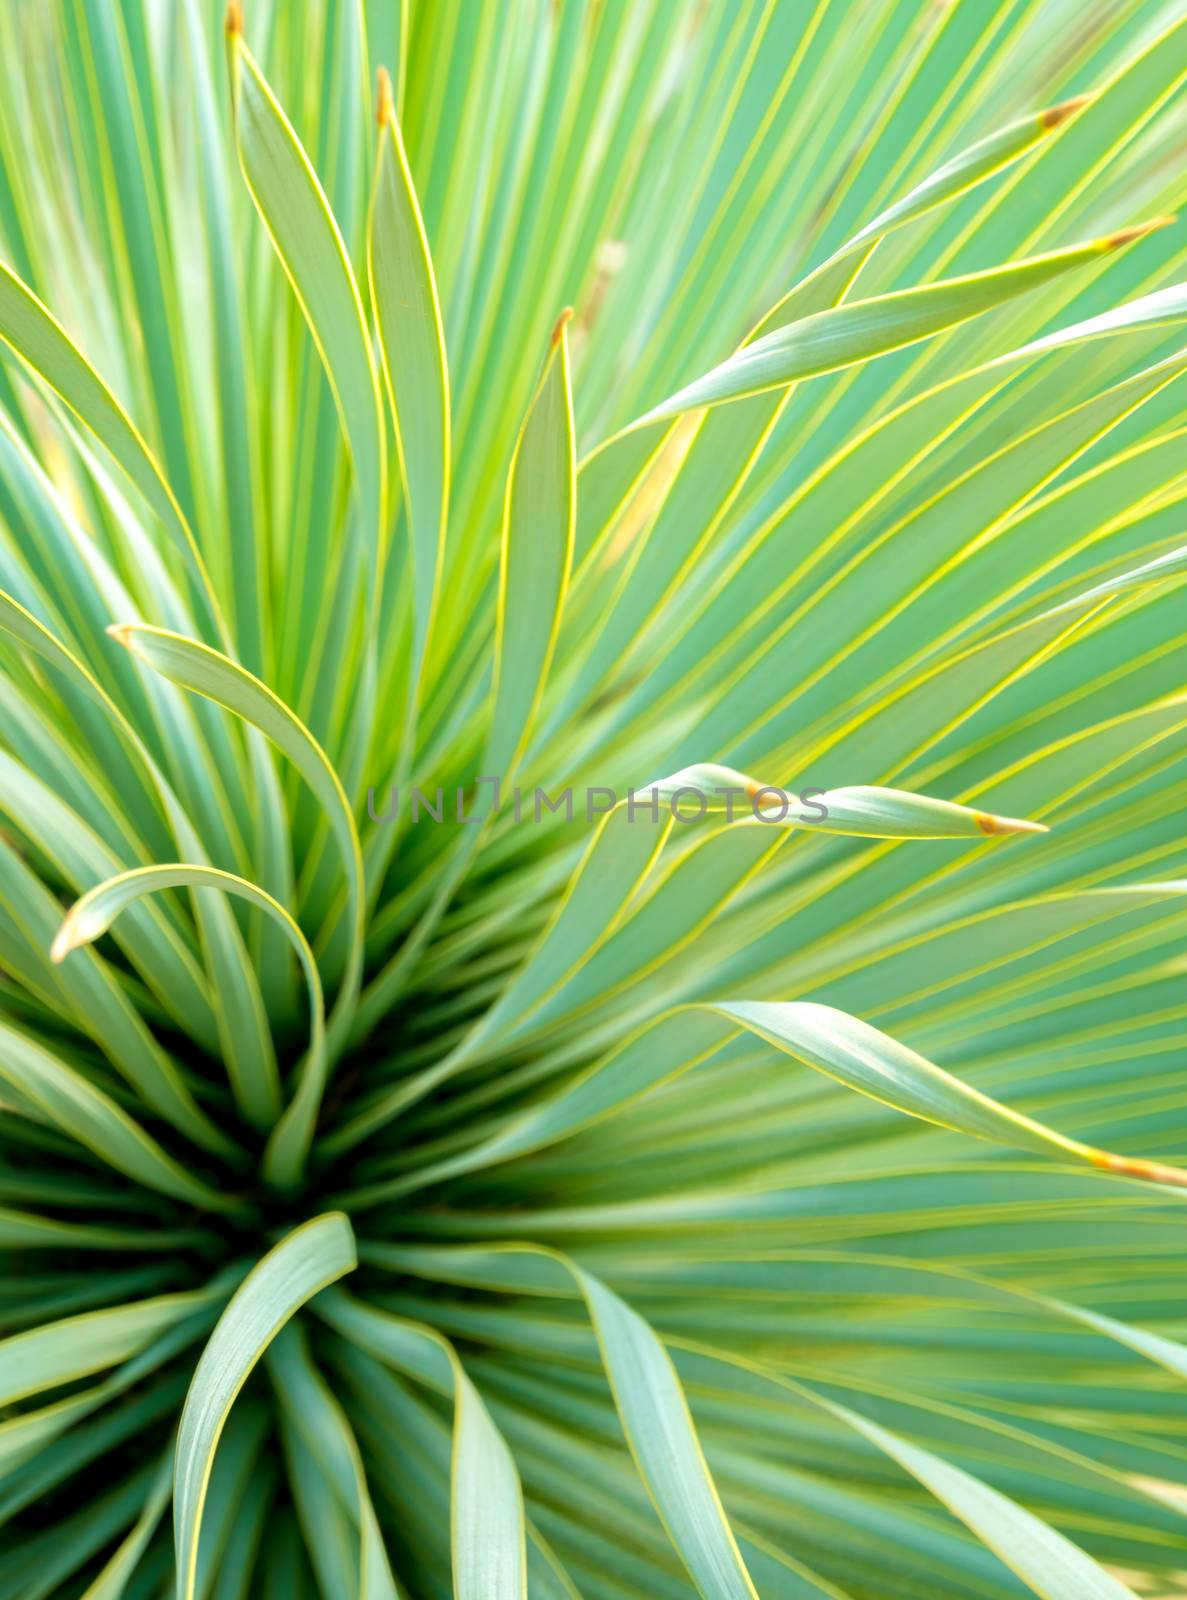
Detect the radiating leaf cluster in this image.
<box><xmin>2</xmin><ymin>2</ymin><xmax>1187</xmax><ymax>1597</ymax></box>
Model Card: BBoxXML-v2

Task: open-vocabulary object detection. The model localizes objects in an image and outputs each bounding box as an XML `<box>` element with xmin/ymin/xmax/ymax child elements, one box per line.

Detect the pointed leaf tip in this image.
<box><xmin>49</xmin><ymin>919</ymin><xmax>78</xmax><ymax>964</ymax></box>
<box><xmin>1105</xmin><ymin>216</ymin><xmax>1176</xmax><ymax>249</ymax></box>
<box><xmin>225</xmin><ymin>0</ymin><xmax>244</xmax><ymax>36</ymax></box>
<box><xmin>1042</xmin><ymin>92</ymin><xmax>1092</xmax><ymax>128</ymax></box>
<box><xmin>1092</xmin><ymin>1149</ymin><xmax>1187</xmax><ymax>1190</ymax></box>
<box><xmin>551</xmin><ymin>307</ymin><xmax>574</xmax><ymax>348</ymax></box>
<box><xmin>105</xmin><ymin>622</ymin><xmax>137</xmax><ymax>649</ymax></box>
<box><xmin>975</xmin><ymin>811</ymin><xmax>1049</xmax><ymax>837</ymax></box>
<box><xmin>376</xmin><ymin>66</ymin><xmax>393</xmax><ymax>126</ymax></box>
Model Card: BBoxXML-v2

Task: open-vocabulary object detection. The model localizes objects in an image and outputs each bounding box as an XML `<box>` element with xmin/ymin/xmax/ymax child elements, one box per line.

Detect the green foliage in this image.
<box><xmin>1</xmin><ymin>1</ymin><xmax>1187</xmax><ymax>1595</ymax></box>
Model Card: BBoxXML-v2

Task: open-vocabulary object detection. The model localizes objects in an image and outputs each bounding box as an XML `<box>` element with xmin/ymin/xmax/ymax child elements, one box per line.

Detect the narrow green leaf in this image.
<box><xmin>713</xmin><ymin>998</ymin><xmax>1187</xmax><ymax>1189</ymax></box>
<box><xmin>680</xmin><ymin>1345</ymin><xmax>1144</xmax><ymax>1600</ymax></box>
<box><xmin>796</xmin><ymin>1378</ymin><xmax>1142</xmax><ymax>1600</ymax></box>
<box><xmin>576</xmin><ymin>1267</ymin><xmax>757</xmax><ymax>1600</ymax></box>
<box><xmin>173</xmin><ymin>1214</ymin><xmax>357</xmax><ymax>1600</ymax></box>
<box><xmin>574</xmin><ymin>89</ymin><xmax>1086</xmax><ymax>586</ymax></box>
<box><xmin>0</xmin><ymin>1209</ymin><xmax>199</xmax><ymax>1252</ymax></box>
<box><xmin>485</xmin><ymin>315</ymin><xmax>576</xmax><ymax>779</ymax></box>
<box><xmin>352</xmin><ymin>1250</ymin><xmax>757</xmax><ymax>1600</ymax></box>
<box><xmin>0</xmin><ymin>747</ymin><xmax>219</xmax><ymax>1050</ymax></box>
<box><xmin>227</xmin><ymin>11</ymin><xmax>386</xmax><ymax>568</ymax></box>
<box><xmin>52</xmin><ymin>864</ymin><xmax>326</xmax><ymax>1189</ymax></box>
<box><xmin>331</xmin><ymin>767</ymin><xmax>1043</xmax><ymax>1155</ymax></box>
<box><xmin>637</xmin><ymin>224</ymin><xmax>1170</xmax><ymax>423</ymax></box>
<box><xmin>266</xmin><ymin>1323</ymin><xmax>399</xmax><ymax>1600</ymax></box>
<box><xmin>371</xmin><ymin>70</ymin><xmax>450</xmax><ymax>688</ymax></box>
<box><xmin>79</xmin><ymin>1450</ymin><xmax>173</xmax><ymax>1600</ymax></box>
<box><xmin>307</xmin><ymin>1298</ymin><xmax>524</xmax><ymax>1600</ymax></box>
<box><xmin>844</xmin><ymin>95</ymin><xmax>1092</xmax><ymax>250</ymax></box>
<box><xmin>49</xmin><ymin>861</ymin><xmax>282</xmax><ymax>1138</ymax></box>
<box><xmin>0</xmin><ymin>590</ymin><xmax>281</xmax><ymax>1136</ymax></box>
<box><xmin>646</xmin><ymin>768</ymin><xmax>1046</xmax><ymax>837</ymax></box>
<box><xmin>0</xmin><ymin>259</ymin><xmax>223</xmax><ymax>638</ymax></box>
<box><xmin>0</xmin><ymin>1288</ymin><xmax>221</xmax><ymax>1408</ymax></box>
<box><xmin>107</xmin><ymin>623</ymin><xmax>363</xmax><ymax>1059</ymax></box>
<box><xmin>0</xmin><ymin>834</ymin><xmax>234</xmax><ymax>1154</ymax></box>
<box><xmin>0</xmin><ymin>1019</ymin><xmax>236</xmax><ymax>1211</ymax></box>
<box><xmin>322</xmin><ymin>792</ymin><xmax>669</xmax><ymax>1152</ymax></box>
<box><xmin>795</xmin><ymin>784</ymin><xmax>1047</xmax><ymax>838</ymax></box>
<box><xmin>0</xmin><ymin>1303</ymin><xmax>224</xmax><ymax>1478</ymax></box>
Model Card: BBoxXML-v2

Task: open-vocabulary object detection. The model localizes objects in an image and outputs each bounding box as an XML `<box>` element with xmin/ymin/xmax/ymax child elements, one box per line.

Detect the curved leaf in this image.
<box><xmin>173</xmin><ymin>1214</ymin><xmax>357</xmax><ymax>1600</ymax></box>
<box><xmin>106</xmin><ymin>623</ymin><xmax>364</xmax><ymax>1059</ymax></box>
<box><xmin>52</xmin><ymin>864</ymin><xmax>326</xmax><ymax>1189</ymax></box>
<box><xmin>637</xmin><ymin>225</ymin><xmax>1168</xmax><ymax>423</ymax></box>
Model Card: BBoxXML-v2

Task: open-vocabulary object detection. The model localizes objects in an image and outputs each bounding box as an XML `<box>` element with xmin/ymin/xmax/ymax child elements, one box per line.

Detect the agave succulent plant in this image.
<box><xmin>5</xmin><ymin>0</ymin><xmax>1187</xmax><ymax>1595</ymax></box>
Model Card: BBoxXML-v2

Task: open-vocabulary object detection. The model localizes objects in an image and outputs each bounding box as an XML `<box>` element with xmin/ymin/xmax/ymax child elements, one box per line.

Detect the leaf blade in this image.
<box><xmin>370</xmin><ymin>76</ymin><xmax>450</xmax><ymax>692</ymax></box>
<box><xmin>173</xmin><ymin>1215</ymin><xmax>357</xmax><ymax>1600</ymax></box>
<box><xmin>637</xmin><ymin>228</ymin><xmax>1167</xmax><ymax>423</ymax></box>
<box><xmin>228</xmin><ymin>16</ymin><xmax>386</xmax><ymax>571</ymax></box>
<box><xmin>485</xmin><ymin>316</ymin><xmax>576</xmax><ymax>779</ymax></box>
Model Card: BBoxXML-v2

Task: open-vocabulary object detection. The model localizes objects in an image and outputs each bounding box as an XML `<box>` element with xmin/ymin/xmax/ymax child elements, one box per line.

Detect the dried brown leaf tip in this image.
<box><xmin>1042</xmin><ymin>93</ymin><xmax>1092</xmax><ymax>128</ymax></box>
<box><xmin>1105</xmin><ymin>215</ymin><xmax>1176</xmax><ymax>249</ymax></box>
<box><xmin>225</xmin><ymin>0</ymin><xmax>244</xmax><ymax>37</ymax></box>
<box><xmin>974</xmin><ymin>811</ymin><xmax>1048</xmax><ymax>836</ymax></box>
<box><xmin>376</xmin><ymin>66</ymin><xmax>394</xmax><ymax>127</ymax></box>
<box><xmin>1092</xmin><ymin>1148</ymin><xmax>1187</xmax><ymax>1190</ymax></box>
<box><xmin>551</xmin><ymin>307</ymin><xmax>574</xmax><ymax>348</ymax></box>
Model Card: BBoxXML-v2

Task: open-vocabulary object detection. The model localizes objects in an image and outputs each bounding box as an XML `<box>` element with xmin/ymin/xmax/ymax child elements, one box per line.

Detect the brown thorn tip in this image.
<box><xmin>376</xmin><ymin>67</ymin><xmax>394</xmax><ymax>126</ymax></box>
<box><xmin>976</xmin><ymin>811</ymin><xmax>1049</xmax><ymax>836</ymax></box>
<box><xmin>225</xmin><ymin>1</ymin><xmax>244</xmax><ymax>37</ymax></box>
<box><xmin>1096</xmin><ymin>1149</ymin><xmax>1187</xmax><ymax>1189</ymax></box>
<box><xmin>1106</xmin><ymin>215</ymin><xmax>1176</xmax><ymax>249</ymax></box>
<box><xmin>1043</xmin><ymin>92</ymin><xmax>1092</xmax><ymax>128</ymax></box>
<box><xmin>106</xmin><ymin>623</ymin><xmax>135</xmax><ymax>647</ymax></box>
<box><xmin>551</xmin><ymin>307</ymin><xmax>574</xmax><ymax>348</ymax></box>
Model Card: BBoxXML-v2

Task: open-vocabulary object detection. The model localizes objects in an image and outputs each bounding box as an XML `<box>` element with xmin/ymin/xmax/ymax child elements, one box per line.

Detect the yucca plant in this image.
<box><xmin>5</xmin><ymin>0</ymin><xmax>1187</xmax><ymax>1595</ymax></box>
